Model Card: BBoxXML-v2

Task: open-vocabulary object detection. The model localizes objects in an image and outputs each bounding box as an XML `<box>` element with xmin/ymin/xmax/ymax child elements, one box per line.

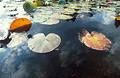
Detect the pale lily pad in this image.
<box><xmin>51</xmin><ymin>13</ymin><xmax>61</xmax><ymax>18</ymax></box>
<box><xmin>27</xmin><ymin>33</ymin><xmax>61</xmax><ymax>53</ymax></box>
<box><xmin>32</xmin><ymin>15</ymin><xmax>48</xmax><ymax>23</ymax></box>
<box><xmin>68</xmin><ymin>4</ymin><xmax>81</xmax><ymax>9</ymax></box>
<box><xmin>5</xmin><ymin>11</ymin><xmax>18</xmax><ymax>16</ymax></box>
<box><xmin>77</xmin><ymin>9</ymin><xmax>91</xmax><ymax>13</ymax></box>
<box><xmin>43</xmin><ymin>7</ymin><xmax>53</xmax><ymax>11</ymax></box>
<box><xmin>40</xmin><ymin>17</ymin><xmax>59</xmax><ymax>25</ymax></box>
<box><xmin>62</xmin><ymin>8</ymin><xmax>76</xmax><ymax>14</ymax></box>
<box><xmin>4</xmin><ymin>7</ymin><xmax>17</xmax><ymax>11</ymax></box>
<box><xmin>39</xmin><ymin>10</ymin><xmax>53</xmax><ymax>15</ymax></box>
<box><xmin>0</xmin><ymin>28</ymin><xmax>8</xmax><ymax>40</ymax></box>
<box><xmin>56</xmin><ymin>14</ymin><xmax>73</xmax><ymax>20</ymax></box>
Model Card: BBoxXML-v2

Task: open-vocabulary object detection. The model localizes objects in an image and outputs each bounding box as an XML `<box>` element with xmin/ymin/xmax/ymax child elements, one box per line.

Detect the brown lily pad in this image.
<box><xmin>78</xmin><ymin>29</ymin><xmax>112</xmax><ymax>51</ymax></box>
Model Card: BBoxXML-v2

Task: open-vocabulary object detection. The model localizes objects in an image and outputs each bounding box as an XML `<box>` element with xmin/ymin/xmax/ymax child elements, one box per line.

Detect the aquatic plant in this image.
<box><xmin>23</xmin><ymin>2</ymin><xmax>36</xmax><ymax>13</ymax></box>
<box><xmin>78</xmin><ymin>29</ymin><xmax>112</xmax><ymax>51</ymax></box>
<box><xmin>27</xmin><ymin>33</ymin><xmax>61</xmax><ymax>53</ymax></box>
<box><xmin>9</xmin><ymin>18</ymin><xmax>32</xmax><ymax>32</ymax></box>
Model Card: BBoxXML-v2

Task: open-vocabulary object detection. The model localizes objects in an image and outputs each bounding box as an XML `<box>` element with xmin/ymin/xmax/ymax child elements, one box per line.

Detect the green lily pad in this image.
<box><xmin>58</xmin><ymin>0</ymin><xmax>66</xmax><ymax>5</ymax></box>
<box><xmin>23</xmin><ymin>2</ymin><xmax>37</xmax><ymax>13</ymax></box>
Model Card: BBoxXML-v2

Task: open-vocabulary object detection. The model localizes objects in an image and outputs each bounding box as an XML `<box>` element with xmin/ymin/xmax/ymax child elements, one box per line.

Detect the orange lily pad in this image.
<box><xmin>9</xmin><ymin>18</ymin><xmax>32</xmax><ymax>32</ymax></box>
<box><xmin>78</xmin><ymin>29</ymin><xmax>112</xmax><ymax>51</ymax></box>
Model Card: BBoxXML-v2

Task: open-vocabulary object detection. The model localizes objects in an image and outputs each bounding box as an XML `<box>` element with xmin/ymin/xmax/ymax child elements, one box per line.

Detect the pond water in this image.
<box><xmin>0</xmin><ymin>2</ymin><xmax>120</xmax><ymax>78</ymax></box>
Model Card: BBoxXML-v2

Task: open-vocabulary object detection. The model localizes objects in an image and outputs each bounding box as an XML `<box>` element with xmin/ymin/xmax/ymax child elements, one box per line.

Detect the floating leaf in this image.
<box><xmin>52</xmin><ymin>0</ymin><xmax>57</xmax><ymax>3</ymax></box>
<box><xmin>51</xmin><ymin>13</ymin><xmax>61</xmax><ymax>18</ymax></box>
<box><xmin>32</xmin><ymin>15</ymin><xmax>48</xmax><ymax>23</ymax></box>
<box><xmin>23</xmin><ymin>2</ymin><xmax>36</xmax><ymax>13</ymax></box>
<box><xmin>56</xmin><ymin>14</ymin><xmax>73</xmax><ymax>20</ymax></box>
<box><xmin>116</xmin><ymin>16</ymin><xmax>120</xmax><ymax>20</ymax></box>
<box><xmin>34</xmin><ymin>0</ymin><xmax>44</xmax><ymax>6</ymax></box>
<box><xmin>9</xmin><ymin>18</ymin><xmax>32</xmax><ymax>32</ymax></box>
<box><xmin>40</xmin><ymin>17</ymin><xmax>59</xmax><ymax>25</ymax></box>
<box><xmin>0</xmin><ymin>28</ymin><xmax>9</xmax><ymax>40</ymax></box>
<box><xmin>58</xmin><ymin>0</ymin><xmax>66</xmax><ymax>5</ymax></box>
<box><xmin>5</xmin><ymin>11</ymin><xmax>18</xmax><ymax>16</ymax></box>
<box><xmin>78</xmin><ymin>29</ymin><xmax>112</xmax><ymax>51</ymax></box>
<box><xmin>27</xmin><ymin>33</ymin><xmax>61</xmax><ymax>53</ymax></box>
<box><xmin>62</xmin><ymin>8</ymin><xmax>75</xmax><ymax>14</ymax></box>
<box><xmin>115</xmin><ymin>18</ymin><xmax>120</xmax><ymax>28</ymax></box>
<box><xmin>45</xmin><ymin>1</ymin><xmax>53</xmax><ymax>6</ymax></box>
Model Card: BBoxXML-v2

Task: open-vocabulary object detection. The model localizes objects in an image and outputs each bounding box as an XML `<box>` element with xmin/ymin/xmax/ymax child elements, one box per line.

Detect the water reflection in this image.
<box><xmin>0</xmin><ymin>10</ymin><xmax>120</xmax><ymax>78</ymax></box>
<box><xmin>65</xmin><ymin>13</ymin><xmax>78</xmax><ymax>22</ymax></box>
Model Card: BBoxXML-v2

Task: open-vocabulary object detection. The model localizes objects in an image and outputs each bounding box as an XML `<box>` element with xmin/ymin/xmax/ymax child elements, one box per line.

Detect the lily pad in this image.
<box><xmin>58</xmin><ymin>0</ymin><xmax>66</xmax><ymax>5</ymax></box>
<box><xmin>62</xmin><ymin>8</ymin><xmax>76</xmax><ymax>14</ymax></box>
<box><xmin>9</xmin><ymin>18</ymin><xmax>32</xmax><ymax>32</ymax></box>
<box><xmin>40</xmin><ymin>17</ymin><xmax>59</xmax><ymax>25</ymax></box>
<box><xmin>56</xmin><ymin>14</ymin><xmax>73</xmax><ymax>20</ymax></box>
<box><xmin>27</xmin><ymin>33</ymin><xmax>61</xmax><ymax>53</ymax></box>
<box><xmin>34</xmin><ymin>0</ymin><xmax>44</xmax><ymax>6</ymax></box>
<box><xmin>78</xmin><ymin>29</ymin><xmax>112</xmax><ymax>51</ymax></box>
<box><xmin>23</xmin><ymin>2</ymin><xmax>37</xmax><ymax>13</ymax></box>
<box><xmin>0</xmin><ymin>28</ymin><xmax>9</xmax><ymax>40</ymax></box>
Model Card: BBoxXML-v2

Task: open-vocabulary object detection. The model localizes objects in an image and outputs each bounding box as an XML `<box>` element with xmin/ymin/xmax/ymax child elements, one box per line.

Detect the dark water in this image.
<box><xmin>0</xmin><ymin>11</ymin><xmax>120</xmax><ymax>78</ymax></box>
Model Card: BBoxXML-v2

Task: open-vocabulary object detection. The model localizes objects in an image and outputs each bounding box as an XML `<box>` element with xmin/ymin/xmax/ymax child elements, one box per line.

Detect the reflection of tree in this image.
<box><xmin>114</xmin><ymin>19</ymin><xmax>120</xmax><ymax>28</ymax></box>
<box><xmin>54</xmin><ymin>51</ymin><xmax>120</xmax><ymax>78</ymax></box>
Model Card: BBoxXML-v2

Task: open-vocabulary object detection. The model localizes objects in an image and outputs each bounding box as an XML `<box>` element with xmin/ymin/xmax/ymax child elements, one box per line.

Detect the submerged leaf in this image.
<box><xmin>27</xmin><ymin>33</ymin><xmax>61</xmax><ymax>53</ymax></box>
<box><xmin>78</xmin><ymin>29</ymin><xmax>112</xmax><ymax>51</ymax></box>
<box><xmin>10</xmin><ymin>18</ymin><xmax>32</xmax><ymax>32</ymax></box>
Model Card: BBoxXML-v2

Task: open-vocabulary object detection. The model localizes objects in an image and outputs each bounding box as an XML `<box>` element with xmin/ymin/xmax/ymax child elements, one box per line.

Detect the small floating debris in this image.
<box><xmin>27</xmin><ymin>33</ymin><xmax>61</xmax><ymax>53</ymax></box>
<box><xmin>78</xmin><ymin>29</ymin><xmax>112</xmax><ymax>51</ymax></box>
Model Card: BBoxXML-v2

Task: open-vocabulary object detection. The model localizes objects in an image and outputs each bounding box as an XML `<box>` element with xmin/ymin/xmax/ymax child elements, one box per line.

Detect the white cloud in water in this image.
<box><xmin>91</xmin><ymin>11</ymin><xmax>116</xmax><ymax>25</ymax></box>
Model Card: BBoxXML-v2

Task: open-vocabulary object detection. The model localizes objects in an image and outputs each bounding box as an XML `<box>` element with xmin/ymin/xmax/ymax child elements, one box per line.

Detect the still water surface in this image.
<box><xmin>0</xmin><ymin>11</ymin><xmax>120</xmax><ymax>78</ymax></box>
